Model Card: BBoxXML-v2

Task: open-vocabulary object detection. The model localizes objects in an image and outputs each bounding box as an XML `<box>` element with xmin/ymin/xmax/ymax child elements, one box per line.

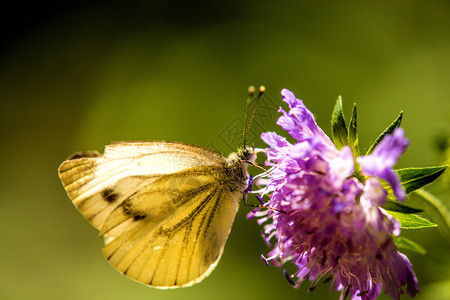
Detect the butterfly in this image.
<box><xmin>58</xmin><ymin>86</ymin><xmax>266</xmax><ymax>288</ymax></box>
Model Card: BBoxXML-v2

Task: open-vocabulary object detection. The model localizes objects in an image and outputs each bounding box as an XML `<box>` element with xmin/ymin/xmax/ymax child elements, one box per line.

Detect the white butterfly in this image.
<box><xmin>58</xmin><ymin>87</ymin><xmax>266</xmax><ymax>288</ymax></box>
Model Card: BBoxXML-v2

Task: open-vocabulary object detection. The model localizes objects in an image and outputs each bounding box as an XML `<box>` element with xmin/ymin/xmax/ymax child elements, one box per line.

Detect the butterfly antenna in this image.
<box><xmin>243</xmin><ymin>85</ymin><xmax>256</xmax><ymax>149</ymax></box>
<box><xmin>244</xmin><ymin>86</ymin><xmax>266</xmax><ymax>148</ymax></box>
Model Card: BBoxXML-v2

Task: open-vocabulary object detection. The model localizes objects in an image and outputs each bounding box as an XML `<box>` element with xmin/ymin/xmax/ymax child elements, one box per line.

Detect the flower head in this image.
<box><xmin>252</xmin><ymin>89</ymin><xmax>418</xmax><ymax>300</ymax></box>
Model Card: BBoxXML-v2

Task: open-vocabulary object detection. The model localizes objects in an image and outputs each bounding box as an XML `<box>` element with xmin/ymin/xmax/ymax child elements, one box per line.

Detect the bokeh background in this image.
<box><xmin>1</xmin><ymin>1</ymin><xmax>449</xmax><ymax>299</ymax></box>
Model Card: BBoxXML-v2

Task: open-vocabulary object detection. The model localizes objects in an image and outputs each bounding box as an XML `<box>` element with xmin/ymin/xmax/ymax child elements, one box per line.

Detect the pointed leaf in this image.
<box><xmin>347</xmin><ymin>103</ymin><xmax>360</xmax><ymax>157</ymax></box>
<box><xmin>331</xmin><ymin>96</ymin><xmax>348</xmax><ymax>149</ymax></box>
<box><xmin>409</xmin><ymin>189</ymin><xmax>450</xmax><ymax>243</ymax></box>
<box><xmin>396</xmin><ymin>165</ymin><xmax>447</xmax><ymax>194</ymax></box>
<box><xmin>381</xmin><ymin>165</ymin><xmax>446</xmax><ymax>206</ymax></box>
<box><xmin>387</xmin><ymin>211</ymin><xmax>437</xmax><ymax>229</ymax></box>
<box><xmin>392</xmin><ymin>236</ymin><xmax>426</xmax><ymax>255</ymax></box>
<box><xmin>382</xmin><ymin>199</ymin><xmax>423</xmax><ymax>214</ymax></box>
<box><xmin>366</xmin><ymin>111</ymin><xmax>403</xmax><ymax>155</ymax></box>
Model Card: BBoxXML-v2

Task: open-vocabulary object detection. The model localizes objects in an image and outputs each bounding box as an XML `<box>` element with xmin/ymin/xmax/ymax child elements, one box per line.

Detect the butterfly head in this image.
<box><xmin>225</xmin><ymin>147</ymin><xmax>257</xmax><ymax>193</ymax></box>
<box><xmin>226</xmin><ymin>147</ymin><xmax>256</xmax><ymax>167</ymax></box>
<box><xmin>243</xmin><ymin>146</ymin><xmax>257</xmax><ymax>163</ymax></box>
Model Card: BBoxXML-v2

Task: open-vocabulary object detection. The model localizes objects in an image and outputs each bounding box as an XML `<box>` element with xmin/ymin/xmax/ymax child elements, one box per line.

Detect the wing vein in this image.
<box><xmin>175</xmin><ymin>187</ymin><xmax>220</xmax><ymax>285</ymax></box>
<box><xmin>138</xmin><ymin>186</ymin><xmax>217</xmax><ymax>285</ymax></box>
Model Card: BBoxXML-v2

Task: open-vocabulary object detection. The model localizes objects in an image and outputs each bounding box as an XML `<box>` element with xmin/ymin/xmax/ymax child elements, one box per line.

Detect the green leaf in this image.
<box><xmin>331</xmin><ymin>96</ymin><xmax>348</xmax><ymax>149</ymax></box>
<box><xmin>396</xmin><ymin>166</ymin><xmax>447</xmax><ymax>194</ymax></box>
<box><xmin>347</xmin><ymin>103</ymin><xmax>360</xmax><ymax>157</ymax></box>
<box><xmin>387</xmin><ymin>211</ymin><xmax>437</xmax><ymax>229</ymax></box>
<box><xmin>381</xmin><ymin>165</ymin><xmax>446</xmax><ymax>205</ymax></box>
<box><xmin>382</xmin><ymin>199</ymin><xmax>423</xmax><ymax>214</ymax></box>
<box><xmin>392</xmin><ymin>236</ymin><xmax>426</xmax><ymax>255</ymax></box>
<box><xmin>409</xmin><ymin>189</ymin><xmax>450</xmax><ymax>243</ymax></box>
<box><xmin>366</xmin><ymin>111</ymin><xmax>403</xmax><ymax>155</ymax></box>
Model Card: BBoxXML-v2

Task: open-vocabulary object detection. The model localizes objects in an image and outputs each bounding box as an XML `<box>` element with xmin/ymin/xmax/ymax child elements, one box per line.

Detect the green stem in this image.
<box><xmin>411</xmin><ymin>189</ymin><xmax>450</xmax><ymax>243</ymax></box>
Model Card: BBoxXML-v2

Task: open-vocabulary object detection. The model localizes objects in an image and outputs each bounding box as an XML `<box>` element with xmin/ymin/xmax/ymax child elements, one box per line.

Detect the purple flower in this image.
<box><xmin>358</xmin><ymin>128</ymin><xmax>409</xmax><ymax>201</ymax></box>
<box><xmin>252</xmin><ymin>89</ymin><xmax>418</xmax><ymax>300</ymax></box>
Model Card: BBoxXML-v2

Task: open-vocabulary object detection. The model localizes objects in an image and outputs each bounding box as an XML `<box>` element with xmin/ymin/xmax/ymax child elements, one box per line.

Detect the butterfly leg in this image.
<box><xmin>242</xmin><ymin>175</ymin><xmax>262</xmax><ymax>208</ymax></box>
<box><xmin>242</xmin><ymin>177</ymin><xmax>285</xmax><ymax>213</ymax></box>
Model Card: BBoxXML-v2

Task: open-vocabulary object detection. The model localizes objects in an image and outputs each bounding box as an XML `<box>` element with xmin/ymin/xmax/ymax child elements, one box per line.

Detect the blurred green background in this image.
<box><xmin>1</xmin><ymin>1</ymin><xmax>449</xmax><ymax>299</ymax></box>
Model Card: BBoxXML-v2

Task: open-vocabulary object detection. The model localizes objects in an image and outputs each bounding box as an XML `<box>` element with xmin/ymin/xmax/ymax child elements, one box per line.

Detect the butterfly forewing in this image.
<box><xmin>58</xmin><ymin>142</ymin><xmax>228</xmax><ymax>230</ymax></box>
<box><xmin>58</xmin><ymin>141</ymin><xmax>244</xmax><ymax>288</ymax></box>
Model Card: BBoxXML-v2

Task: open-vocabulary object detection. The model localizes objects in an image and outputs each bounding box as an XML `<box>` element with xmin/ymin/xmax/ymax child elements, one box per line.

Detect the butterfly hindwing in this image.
<box><xmin>101</xmin><ymin>167</ymin><xmax>239</xmax><ymax>288</ymax></box>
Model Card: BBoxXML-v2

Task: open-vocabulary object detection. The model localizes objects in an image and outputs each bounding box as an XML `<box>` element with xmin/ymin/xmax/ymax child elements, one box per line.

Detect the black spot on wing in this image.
<box><xmin>101</xmin><ymin>188</ymin><xmax>119</xmax><ymax>203</ymax></box>
<box><xmin>122</xmin><ymin>201</ymin><xmax>134</xmax><ymax>216</ymax></box>
<box><xmin>120</xmin><ymin>200</ymin><xmax>147</xmax><ymax>221</ymax></box>
<box><xmin>133</xmin><ymin>214</ymin><xmax>146</xmax><ymax>221</ymax></box>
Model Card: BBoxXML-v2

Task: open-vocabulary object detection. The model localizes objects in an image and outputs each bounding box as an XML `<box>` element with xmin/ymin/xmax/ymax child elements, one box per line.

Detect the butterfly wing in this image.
<box><xmin>58</xmin><ymin>141</ymin><xmax>227</xmax><ymax>230</ymax></box>
<box><xmin>58</xmin><ymin>141</ymin><xmax>239</xmax><ymax>287</ymax></box>
<box><xmin>101</xmin><ymin>167</ymin><xmax>239</xmax><ymax>288</ymax></box>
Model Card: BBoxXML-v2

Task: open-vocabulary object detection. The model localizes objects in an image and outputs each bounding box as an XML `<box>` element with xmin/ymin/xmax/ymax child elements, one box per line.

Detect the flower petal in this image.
<box><xmin>279</xmin><ymin>89</ymin><xmax>336</xmax><ymax>151</ymax></box>
<box><xmin>357</xmin><ymin>128</ymin><xmax>409</xmax><ymax>201</ymax></box>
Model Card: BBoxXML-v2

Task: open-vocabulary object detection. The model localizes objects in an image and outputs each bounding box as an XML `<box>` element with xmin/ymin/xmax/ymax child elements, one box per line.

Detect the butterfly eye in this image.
<box><xmin>244</xmin><ymin>149</ymin><xmax>251</xmax><ymax>160</ymax></box>
<box><xmin>241</xmin><ymin>148</ymin><xmax>254</xmax><ymax>162</ymax></box>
